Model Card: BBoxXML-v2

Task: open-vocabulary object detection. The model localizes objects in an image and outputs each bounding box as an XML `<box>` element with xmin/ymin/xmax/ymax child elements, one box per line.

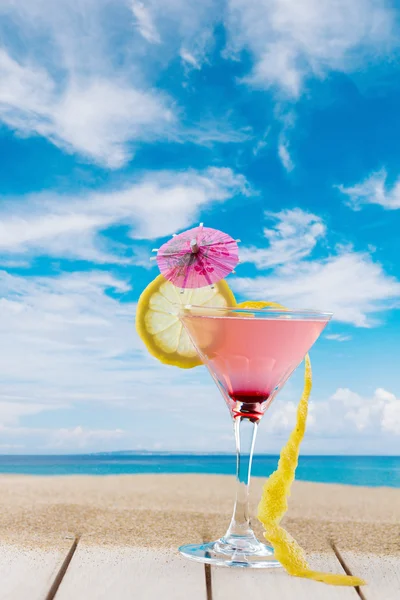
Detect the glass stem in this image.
<box><xmin>225</xmin><ymin>417</ymin><xmax>258</xmax><ymax>541</ymax></box>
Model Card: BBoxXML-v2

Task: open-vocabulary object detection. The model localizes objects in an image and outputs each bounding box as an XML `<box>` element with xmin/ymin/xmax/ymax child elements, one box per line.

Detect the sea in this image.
<box><xmin>0</xmin><ymin>454</ymin><xmax>399</xmax><ymax>487</ymax></box>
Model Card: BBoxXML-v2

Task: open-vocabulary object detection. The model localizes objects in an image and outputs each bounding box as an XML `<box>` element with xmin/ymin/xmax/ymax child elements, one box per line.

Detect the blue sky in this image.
<box><xmin>0</xmin><ymin>0</ymin><xmax>400</xmax><ymax>455</ymax></box>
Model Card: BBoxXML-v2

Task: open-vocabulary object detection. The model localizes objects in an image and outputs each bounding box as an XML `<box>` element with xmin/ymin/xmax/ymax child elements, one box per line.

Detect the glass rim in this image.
<box><xmin>178</xmin><ymin>304</ymin><xmax>333</xmax><ymax>321</ymax></box>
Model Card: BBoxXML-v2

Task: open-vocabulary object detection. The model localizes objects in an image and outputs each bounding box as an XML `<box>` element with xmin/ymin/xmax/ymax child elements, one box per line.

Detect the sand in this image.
<box><xmin>0</xmin><ymin>474</ymin><xmax>399</xmax><ymax>554</ymax></box>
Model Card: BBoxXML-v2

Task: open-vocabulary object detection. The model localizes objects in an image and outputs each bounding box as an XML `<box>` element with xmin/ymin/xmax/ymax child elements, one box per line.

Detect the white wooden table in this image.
<box><xmin>1</xmin><ymin>540</ymin><xmax>399</xmax><ymax>600</ymax></box>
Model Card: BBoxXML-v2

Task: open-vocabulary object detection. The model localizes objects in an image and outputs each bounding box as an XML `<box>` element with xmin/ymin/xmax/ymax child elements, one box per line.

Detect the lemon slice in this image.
<box><xmin>237</xmin><ymin>301</ymin><xmax>365</xmax><ymax>587</ymax></box>
<box><xmin>237</xmin><ymin>301</ymin><xmax>285</xmax><ymax>310</ymax></box>
<box><xmin>136</xmin><ymin>275</ymin><xmax>236</xmax><ymax>369</ymax></box>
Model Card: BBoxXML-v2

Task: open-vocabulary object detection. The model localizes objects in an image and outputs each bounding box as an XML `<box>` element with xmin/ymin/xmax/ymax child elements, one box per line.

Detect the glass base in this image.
<box><xmin>179</xmin><ymin>536</ymin><xmax>282</xmax><ymax>569</ymax></box>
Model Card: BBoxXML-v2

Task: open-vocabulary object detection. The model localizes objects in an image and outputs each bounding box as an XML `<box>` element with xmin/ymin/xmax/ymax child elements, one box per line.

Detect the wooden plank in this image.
<box><xmin>56</xmin><ymin>546</ymin><xmax>206</xmax><ymax>600</ymax></box>
<box><xmin>212</xmin><ymin>551</ymin><xmax>360</xmax><ymax>599</ymax></box>
<box><xmin>0</xmin><ymin>543</ymin><xmax>72</xmax><ymax>600</ymax></box>
<box><xmin>340</xmin><ymin>552</ymin><xmax>400</xmax><ymax>600</ymax></box>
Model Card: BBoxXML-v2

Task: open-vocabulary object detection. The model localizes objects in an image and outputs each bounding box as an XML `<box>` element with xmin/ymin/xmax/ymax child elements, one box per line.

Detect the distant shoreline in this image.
<box><xmin>0</xmin><ymin>471</ymin><xmax>398</xmax><ymax>491</ymax></box>
<box><xmin>1</xmin><ymin>452</ymin><xmax>399</xmax><ymax>457</ymax></box>
<box><xmin>0</xmin><ymin>454</ymin><xmax>399</xmax><ymax>487</ymax></box>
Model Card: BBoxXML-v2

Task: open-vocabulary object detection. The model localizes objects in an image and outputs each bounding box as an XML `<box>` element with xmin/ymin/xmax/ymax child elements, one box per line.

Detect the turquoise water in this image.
<box><xmin>0</xmin><ymin>454</ymin><xmax>399</xmax><ymax>487</ymax></box>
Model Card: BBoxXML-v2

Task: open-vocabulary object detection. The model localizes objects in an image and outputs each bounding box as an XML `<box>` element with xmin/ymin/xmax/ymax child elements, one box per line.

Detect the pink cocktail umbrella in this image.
<box><xmin>153</xmin><ymin>224</ymin><xmax>240</xmax><ymax>289</ymax></box>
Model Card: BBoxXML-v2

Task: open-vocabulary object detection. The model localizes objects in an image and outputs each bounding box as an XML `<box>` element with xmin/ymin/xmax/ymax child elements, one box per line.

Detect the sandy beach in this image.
<box><xmin>0</xmin><ymin>474</ymin><xmax>399</xmax><ymax>555</ymax></box>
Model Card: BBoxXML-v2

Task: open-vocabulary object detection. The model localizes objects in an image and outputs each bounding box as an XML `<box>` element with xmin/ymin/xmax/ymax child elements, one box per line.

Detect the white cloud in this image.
<box><xmin>239</xmin><ymin>209</ymin><xmax>326</xmax><ymax>269</ymax></box>
<box><xmin>184</xmin><ymin>124</ymin><xmax>253</xmax><ymax>146</ymax></box>
<box><xmin>0</xmin><ymin>266</ymin><xmax>233</xmax><ymax>452</ymax></box>
<box><xmin>381</xmin><ymin>398</ymin><xmax>400</xmax><ymax>435</ymax></box>
<box><xmin>264</xmin><ymin>387</ymin><xmax>400</xmax><ymax>441</ymax></box>
<box><xmin>132</xmin><ymin>1</ymin><xmax>161</xmax><ymax>44</ymax></box>
<box><xmin>0</xmin><ymin>268</ymin><xmax>217</xmax><ymax>411</ymax></box>
<box><xmin>131</xmin><ymin>0</ymin><xmax>218</xmax><ymax>69</ymax></box>
<box><xmin>337</xmin><ymin>169</ymin><xmax>400</xmax><ymax>210</ymax></box>
<box><xmin>252</xmin><ymin>127</ymin><xmax>270</xmax><ymax>156</ymax></box>
<box><xmin>233</xmin><ymin>250</ymin><xmax>400</xmax><ymax>327</ymax></box>
<box><xmin>0</xmin><ymin>423</ymin><xmax>128</xmax><ymax>452</ymax></box>
<box><xmin>325</xmin><ymin>334</ymin><xmax>352</xmax><ymax>342</ymax></box>
<box><xmin>225</xmin><ymin>0</ymin><xmax>395</xmax><ymax>96</ymax></box>
<box><xmin>0</xmin><ymin>167</ymin><xmax>248</xmax><ymax>262</ymax></box>
<box><xmin>233</xmin><ymin>209</ymin><xmax>400</xmax><ymax>327</ymax></box>
<box><xmin>50</xmin><ymin>425</ymin><xmax>125</xmax><ymax>449</ymax></box>
<box><xmin>265</xmin><ymin>400</ymin><xmax>299</xmax><ymax>434</ymax></box>
<box><xmin>127</xmin><ymin>167</ymin><xmax>249</xmax><ymax>239</ymax></box>
<box><xmin>0</xmin><ymin>270</ymin><xmax>187</xmax><ymax>426</ymax></box>
<box><xmin>278</xmin><ymin>137</ymin><xmax>294</xmax><ymax>172</ymax></box>
<box><xmin>0</xmin><ymin>401</ymin><xmax>62</xmax><ymax>426</ymax></box>
<box><xmin>0</xmin><ymin>1</ymin><xmax>175</xmax><ymax>168</ymax></box>
<box><xmin>0</xmin><ymin>51</ymin><xmax>172</xmax><ymax>169</ymax></box>
<box><xmin>332</xmin><ymin>387</ymin><xmax>400</xmax><ymax>436</ymax></box>
<box><xmin>0</xmin><ymin>270</ymin><xmax>136</xmax><ymax>395</ymax></box>
<box><xmin>0</xmin><ymin>269</ymin><xmax>141</xmax><ymax>447</ymax></box>
<box><xmin>0</xmin><ymin>443</ymin><xmax>24</xmax><ymax>450</ymax></box>
<box><xmin>180</xmin><ymin>48</ymin><xmax>201</xmax><ymax>70</ymax></box>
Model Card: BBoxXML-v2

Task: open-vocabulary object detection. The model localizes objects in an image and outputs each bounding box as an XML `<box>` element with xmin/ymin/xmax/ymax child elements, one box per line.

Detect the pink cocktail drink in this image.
<box><xmin>181</xmin><ymin>313</ymin><xmax>327</xmax><ymax>420</ymax></box>
<box><xmin>178</xmin><ymin>305</ymin><xmax>331</xmax><ymax>568</ymax></box>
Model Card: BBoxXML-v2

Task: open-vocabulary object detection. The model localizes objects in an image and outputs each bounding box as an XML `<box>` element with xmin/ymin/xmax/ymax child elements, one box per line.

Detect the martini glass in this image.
<box><xmin>178</xmin><ymin>304</ymin><xmax>332</xmax><ymax>568</ymax></box>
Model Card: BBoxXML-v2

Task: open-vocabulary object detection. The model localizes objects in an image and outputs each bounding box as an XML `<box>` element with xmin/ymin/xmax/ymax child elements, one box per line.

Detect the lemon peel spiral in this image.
<box><xmin>237</xmin><ymin>300</ymin><xmax>366</xmax><ymax>588</ymax></box>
